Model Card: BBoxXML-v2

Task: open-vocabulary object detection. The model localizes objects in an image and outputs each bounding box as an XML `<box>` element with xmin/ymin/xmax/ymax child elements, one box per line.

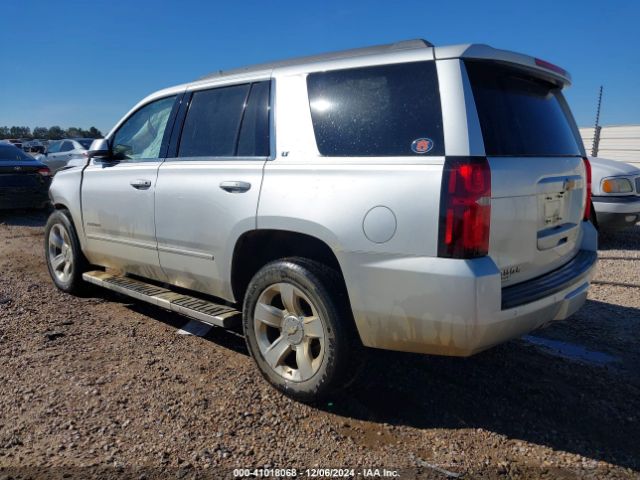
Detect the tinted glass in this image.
<box><xmin>179</xmin><ymin>84</ymin><xmax>250</xmax><ymax>157</ymax></box>
<box><xmin>60</xmin><ymin>141</ymin><xmax>74</xmax><ymax>152</ymax></box>
<box><xmin>113</xmin><ymin>95</ymin><xmax>176</xmax><ymax>160</ymax></box>
<box><xmin>47</xmin><ymin>141</ymin><xmax>62</xmax><ymax>153</ymax></box>
<box><xmin>0</xmin><ymin>144</ymin><xmax>30</xmax><ymax>161</ymax></box>
<box><xmin>465</xmin><ymin>61</ymin><xmax>582</xmax><ymax>156</ymax></box>
<box><xmin>237</xmin><ymin>81</ymin><xmax>271</xmax><ymax>157</ymax></box>
<box><xmin>307</xmin><ymin>61</ymin><xmax>444</xmax><ymax>157</ymax></box>
<box><xmin>77</xmin><ymin>139</ymin><xmax>93</xmax><ymax>149</ymax></box>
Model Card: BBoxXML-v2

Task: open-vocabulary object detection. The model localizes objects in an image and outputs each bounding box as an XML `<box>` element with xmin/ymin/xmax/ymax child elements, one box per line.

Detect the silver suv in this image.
<box><xmin>45</xmin><ymin>39</ymin><xmax>598</xmax><ymax>401</ymax></box>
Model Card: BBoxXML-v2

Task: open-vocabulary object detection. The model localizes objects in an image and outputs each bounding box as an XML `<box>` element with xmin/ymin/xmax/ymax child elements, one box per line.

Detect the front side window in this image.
<box><xmin>307</xmin><ymin>61</ymin><xmax>444</xmax><ymax>157</ymax></box>
<box><xmin>113</xmin><ymin>95</ymin><xmax>176</xmax><ymax>160</ymax></box>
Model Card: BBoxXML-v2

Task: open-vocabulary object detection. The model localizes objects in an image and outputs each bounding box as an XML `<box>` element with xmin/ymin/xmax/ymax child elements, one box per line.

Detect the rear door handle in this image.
<box><xmin>220</xmin><ymin>181</ymin><xmax>251</xmax><ymax>193</ymax></box>
<box><xmin>130</xmin><ymin>179</ymin><xmax>152</xmax><ymax>190</ymax></box>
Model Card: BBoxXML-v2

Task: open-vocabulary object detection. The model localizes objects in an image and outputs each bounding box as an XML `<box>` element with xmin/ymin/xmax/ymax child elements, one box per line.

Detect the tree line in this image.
<box><xmin>0</xmin><ymin>126</ymin><xmax>103</xmax><ymax>140</ymax></box>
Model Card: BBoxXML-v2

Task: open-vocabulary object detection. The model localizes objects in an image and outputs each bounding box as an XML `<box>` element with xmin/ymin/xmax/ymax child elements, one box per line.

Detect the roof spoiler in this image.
<box><xmin>435</xmin><ymin>44</ymin><xmax>572</xmax><ymax>86</ymax></box>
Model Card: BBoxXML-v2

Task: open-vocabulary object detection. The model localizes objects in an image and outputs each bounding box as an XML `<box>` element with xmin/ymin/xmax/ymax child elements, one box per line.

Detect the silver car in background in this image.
<box><xmin>45</xmin><ymin>39</ymin><xmax>598</xmax><ymax>401</ymax></box>
<box><xmin>37</xmin><ymin>138</ymin><xmax>94</xmax><ymax>173</ymax></box>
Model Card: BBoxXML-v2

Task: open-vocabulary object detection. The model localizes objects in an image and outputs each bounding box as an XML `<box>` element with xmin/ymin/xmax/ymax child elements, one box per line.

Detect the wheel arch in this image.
<box><xmin>231</xmin><ymin>229</ymin><xmax>349</xmax><ymax>308</ymax></box>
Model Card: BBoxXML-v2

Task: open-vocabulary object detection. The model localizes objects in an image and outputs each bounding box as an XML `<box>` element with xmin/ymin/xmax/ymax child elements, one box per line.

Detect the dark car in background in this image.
<box><xmin>0</xmin><ymin>143</ymin><xmax>52</xmax><ymax>210</ymax></box>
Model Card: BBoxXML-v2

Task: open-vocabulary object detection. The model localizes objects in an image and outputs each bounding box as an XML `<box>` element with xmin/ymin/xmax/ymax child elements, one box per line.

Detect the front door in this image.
<box><xmin>81</xmin><ymin>95</ymin><xmax>178</xmax><ymax>281</ymax></box>
<box><xmin>155</xmin><ymin>80</ymin><xmax>271</xmax><ymax>301</ymax></box>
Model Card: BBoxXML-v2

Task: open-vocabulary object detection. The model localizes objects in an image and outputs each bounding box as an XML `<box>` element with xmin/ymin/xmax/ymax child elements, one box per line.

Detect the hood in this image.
<box><xmin>588</xmin><ymin>156</ymin><xmax>640</xmax><ymax>179</ymax></box>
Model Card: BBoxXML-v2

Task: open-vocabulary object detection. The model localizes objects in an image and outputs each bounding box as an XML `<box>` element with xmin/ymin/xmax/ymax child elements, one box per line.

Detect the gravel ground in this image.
<box><xmin>0</xmin><ymin>210</ymin><xmax>638</xmax><ymax>479</ymax></box>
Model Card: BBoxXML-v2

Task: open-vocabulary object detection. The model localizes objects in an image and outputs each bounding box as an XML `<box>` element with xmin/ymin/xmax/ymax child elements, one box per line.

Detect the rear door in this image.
<box><xmin>81</xmin><ymin>95</ymin><xmax>178</xmax><ymax>281</ymax></box>
<box><xmin>464</xmin><ymin>61</ymin><xmax>587</xmax><ymax>286</ymax></box>
<box><xmin>155</xmin><ymin>80</ymin><xmax>271</xmax><ymax>300</ymax></box>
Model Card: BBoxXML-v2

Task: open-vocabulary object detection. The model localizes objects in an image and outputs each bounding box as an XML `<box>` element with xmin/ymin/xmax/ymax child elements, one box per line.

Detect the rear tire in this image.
<box><xmin>44</xmin><ymin>209</ymin><xmax>90</xmax><ymax>294</ymax></box>
<box><xmin>243</xmin><ymin>257</ymin><xmax>359</xmax><ymax>402</ymax></box>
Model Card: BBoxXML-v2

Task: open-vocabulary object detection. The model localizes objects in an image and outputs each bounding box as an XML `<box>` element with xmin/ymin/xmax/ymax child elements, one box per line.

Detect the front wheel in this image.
<box><xmin>243</xmin><ymin>258</ymin><xmax>358</xmax><ymax>402</ymax></box>
<box><xmin>44</xmin><ymin>209</ymin><xmax>89</xmax><ymax>294</ymax></box>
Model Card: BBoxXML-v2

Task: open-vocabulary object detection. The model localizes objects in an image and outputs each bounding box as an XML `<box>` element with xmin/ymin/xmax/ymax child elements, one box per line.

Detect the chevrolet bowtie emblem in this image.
<box><xmin>563</xmin><ymin>179</ymin><xmax>576</xmax><ymax>191</ymax></box>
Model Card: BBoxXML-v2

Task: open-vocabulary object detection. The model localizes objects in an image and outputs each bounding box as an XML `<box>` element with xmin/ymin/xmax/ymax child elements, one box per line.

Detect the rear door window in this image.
<box><xmin>306</xmin><ymin>61</ymin><xmax>444</xmax><ymax>157</ymax></box>
<box><xmin>465</xmin><ymin>61</ymin><xmax>583</xmax><ymax>157</ymax></box>
<box><xmin>178</xmin><ymin>84</ymin><xmax>250</xmax><ymax>157</ymax></box>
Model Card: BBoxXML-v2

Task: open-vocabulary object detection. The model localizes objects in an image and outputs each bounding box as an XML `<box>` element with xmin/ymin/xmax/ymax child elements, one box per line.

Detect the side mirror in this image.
<box><xmin>86</xmin><ymin>138</ymin><xmax>111</xmax><ymax>159</ymax></box>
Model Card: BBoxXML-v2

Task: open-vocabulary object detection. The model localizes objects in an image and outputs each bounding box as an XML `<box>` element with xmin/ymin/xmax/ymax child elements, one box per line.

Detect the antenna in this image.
<box><xmin>591</xmin><ymin>85</ymin><xmax>603</xmax><ymax>157</ymax></box>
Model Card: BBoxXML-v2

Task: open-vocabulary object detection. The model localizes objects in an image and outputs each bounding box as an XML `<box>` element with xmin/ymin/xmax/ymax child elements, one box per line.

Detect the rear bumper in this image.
<box><xmin>592</xmin><ymin>195</ymin><xmax>640</xmax><ymax>229</ymax></box>
<box><xmin>0</xmin><ymin>187</ymin><xmax>50</xmax><ymax>210</ymax></box>
<box><xmin>341</xmin><ymin>225</ymin><xmax>598</xmax><ymax>357</ymax></box>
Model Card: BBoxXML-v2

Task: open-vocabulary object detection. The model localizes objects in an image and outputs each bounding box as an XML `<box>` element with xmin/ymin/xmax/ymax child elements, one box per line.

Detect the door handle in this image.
<box><xmin>220</xmin><ymin>181</ymin><xmax>251</xmax><ymax>193</ymax></box>
<box><xmin>130</xmin><ymin>179</ymin><xmax>152</xmax><ymax>189</ymax></box>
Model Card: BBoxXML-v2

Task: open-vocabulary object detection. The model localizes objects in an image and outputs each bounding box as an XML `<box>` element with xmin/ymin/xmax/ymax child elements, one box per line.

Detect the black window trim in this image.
<box><xmin>168</xmin><ymin>78</ymin><xmax>274</xmax><ymax>161</ymax></box>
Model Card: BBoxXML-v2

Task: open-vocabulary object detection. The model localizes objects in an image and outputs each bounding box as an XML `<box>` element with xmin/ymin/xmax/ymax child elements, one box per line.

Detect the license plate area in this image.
<box><xmin>541</xmin><ymin>193</ymin><xmax>565</xmax><ymax>227</ymax></box>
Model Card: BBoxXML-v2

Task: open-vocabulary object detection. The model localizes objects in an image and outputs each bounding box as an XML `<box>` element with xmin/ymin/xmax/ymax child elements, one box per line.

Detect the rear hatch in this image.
<box><xmin>465</xmin><ymin>60</ymin><xmax>587</xmax><ymax>287</ymax></box>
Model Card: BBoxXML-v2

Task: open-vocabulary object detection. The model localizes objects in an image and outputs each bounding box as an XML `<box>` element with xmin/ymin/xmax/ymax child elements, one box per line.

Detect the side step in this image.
<box><xmin>82</xmin><ymin>271</ymin><xmax>241</xmax><ymax>328</ymax></box>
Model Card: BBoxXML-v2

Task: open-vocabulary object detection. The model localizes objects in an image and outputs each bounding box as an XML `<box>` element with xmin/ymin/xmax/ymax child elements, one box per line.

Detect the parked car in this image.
<box><xmin>23</xmin><ymin>140</ymin><xmax>46</xmax><ymax>154</ymax></box>
<box><xmin>37</xmin><ymin>138</ymin><xmax>95</xmax><ymax>173</ymax></box>
<box><xmin>44</xmin><ymin>39</ymin><xmax>598</xmax><ymax>401</ymax></box>
<box><xmin>589</xmin><ymin>156</ymin><xmax>640</xmax><ymax>230</ymax></box>
<box><xmin>0</xmin><ymin>143</ymin><xmax>52</xmax><ymax>210</ymax></box>
<box><xmin>3</xmin><ymin>139</ymin><xmax>23</xmax><ymax>151</ymax></box>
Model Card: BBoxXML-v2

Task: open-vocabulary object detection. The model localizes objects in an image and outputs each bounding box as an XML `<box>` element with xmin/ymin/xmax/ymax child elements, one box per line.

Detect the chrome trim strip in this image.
<box><xmin>157</xmin><ymin>244</ymin><xmax>214</xmax><ymax>260</ymax></box>
<box><xmin>86</xmin><ymin>233</ymin><xmax>157</xmax><ymax>250</ymax></box>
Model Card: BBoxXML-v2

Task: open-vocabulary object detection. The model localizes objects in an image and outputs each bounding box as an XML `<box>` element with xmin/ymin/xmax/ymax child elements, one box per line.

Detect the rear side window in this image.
<box><xmin>60</xmin><ymin>141</ymin><xmax>74</xmax><ymax>152</ymax></box>
<box><xmin>179</xmin><ymin>81</ymin><xmax>270</xmax><ymax>158</ymax></box>
<box><xmin>465</xmin><ymin>61</ymin><xmax>583</xmax><ymax>157</ymax></box>
<box><xmin>307</xmin><ymin>61</ymin><xmax>444</xmax><ymax>157</ymax></box>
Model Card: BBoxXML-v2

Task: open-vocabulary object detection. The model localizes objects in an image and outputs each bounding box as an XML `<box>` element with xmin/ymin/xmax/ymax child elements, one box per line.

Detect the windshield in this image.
<box><xmin>465</xmin><ymin>61</ymin><xmax>583</xmax><ymax>157</ymax></box>
<box><xmin>0</xmin><ymin>144</ymin><xmax>31</xmax><ymax>161</ymax></box>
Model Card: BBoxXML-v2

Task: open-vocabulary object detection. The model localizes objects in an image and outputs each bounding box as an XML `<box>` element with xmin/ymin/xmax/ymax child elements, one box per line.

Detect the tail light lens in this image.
<box><xmin>37</xmin><ymin>167</ymin><xmax>52</xmax><ymax>177</ymax></box>
<box><xmin>582</xmin><ymin>157</ymin><xmax>592</xmax><ymax>220</ymax></box>
<box><xmin>438</xmin><ymin>157</ymin><xmax>491</xmax><ymax>258</ymax></box>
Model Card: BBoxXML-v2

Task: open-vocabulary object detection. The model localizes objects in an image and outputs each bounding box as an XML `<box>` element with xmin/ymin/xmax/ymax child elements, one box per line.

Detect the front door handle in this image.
<box><xmin>220</xmin><ymin>181</ymin><xmax>251</xmax><ymax>193</ymax></box>
<box><xmin>130</xmin><ymin>179</ymin><xmax>152</xmax><ymax>190</ymax></box>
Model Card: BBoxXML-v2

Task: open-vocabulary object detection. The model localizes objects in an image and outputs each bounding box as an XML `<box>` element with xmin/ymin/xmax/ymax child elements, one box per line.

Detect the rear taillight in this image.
<box><xmin>37</xmin><ymin>167</ymin><xmax>52</xmax><ymax>177</ymax></box>
<box><xmin>438</xmin><ymin>157</ymin><xmax>491</xmax><ymax>258</ymax></box>
<box><xmin>582</xmin><ymin>157</ymin><xmax>592</xmax><ymax>220</ymax></box>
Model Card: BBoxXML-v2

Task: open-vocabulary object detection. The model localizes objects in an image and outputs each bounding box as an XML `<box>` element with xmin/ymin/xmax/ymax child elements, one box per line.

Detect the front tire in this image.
<box><xmin>243</xmin><ymin>258</ymin><xmax>357</xmax><ymax>402</ymax></box>
<box><xmin>44</xmin><ymin>209</ymin><xmax>89</xmax><ymax>294</ymax></box>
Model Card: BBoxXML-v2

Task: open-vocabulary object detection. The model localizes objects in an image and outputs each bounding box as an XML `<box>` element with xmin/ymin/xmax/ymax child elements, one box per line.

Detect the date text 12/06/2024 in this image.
<box><xmin>232</xmin><ymin>468</ymin><xmax>401</xmax><ymax>478</ymax></box>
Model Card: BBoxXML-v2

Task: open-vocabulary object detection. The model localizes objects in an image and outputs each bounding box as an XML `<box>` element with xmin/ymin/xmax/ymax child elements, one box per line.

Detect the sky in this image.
<box><xmin>1</xmin><ymin>0</ymin><xmax>638</xmax><ymax>134</ymax></box>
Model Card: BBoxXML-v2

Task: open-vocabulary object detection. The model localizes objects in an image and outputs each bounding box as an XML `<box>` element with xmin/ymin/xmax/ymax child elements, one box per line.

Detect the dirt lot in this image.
<box><xmin>0</xmin><ymin>210</ymin><xmax>638</xmax><ymax>479</ymax></box>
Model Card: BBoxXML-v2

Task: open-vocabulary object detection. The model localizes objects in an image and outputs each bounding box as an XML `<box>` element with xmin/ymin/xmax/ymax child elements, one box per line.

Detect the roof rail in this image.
<box><xmin>197</xmin><ymin>38</ymin><xmax>434</xmax><ymax>81</ymax></box>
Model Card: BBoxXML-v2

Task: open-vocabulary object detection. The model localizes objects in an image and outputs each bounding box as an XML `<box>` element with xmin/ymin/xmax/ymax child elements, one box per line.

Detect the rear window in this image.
<box><xmin>465</xmin><ymin>61</ymin><xmax>583</xmax><ymax>157</ymax></box>
<box><xmin>0</xmin><ymin>144</ymin><xmax>29</xmax><ymax>161</ymax></box>
<box><xmin>307</xmin><ymin>61</ymin><xmax>444</xmax><ymax>157</ymax></box>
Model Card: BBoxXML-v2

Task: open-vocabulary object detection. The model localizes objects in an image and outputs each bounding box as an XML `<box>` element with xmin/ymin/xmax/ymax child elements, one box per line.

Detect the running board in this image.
<box><xmin>82</xmin><ymin>271</ymin><xmax>241</xmax><ymax>328</ymax></box>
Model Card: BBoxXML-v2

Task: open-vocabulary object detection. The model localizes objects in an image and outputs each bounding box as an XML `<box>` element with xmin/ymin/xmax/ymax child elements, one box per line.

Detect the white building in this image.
<box><xmin>580</xmin><ymin>125</ymin><xmax>640</xmax><ymax>167</ymax></box>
